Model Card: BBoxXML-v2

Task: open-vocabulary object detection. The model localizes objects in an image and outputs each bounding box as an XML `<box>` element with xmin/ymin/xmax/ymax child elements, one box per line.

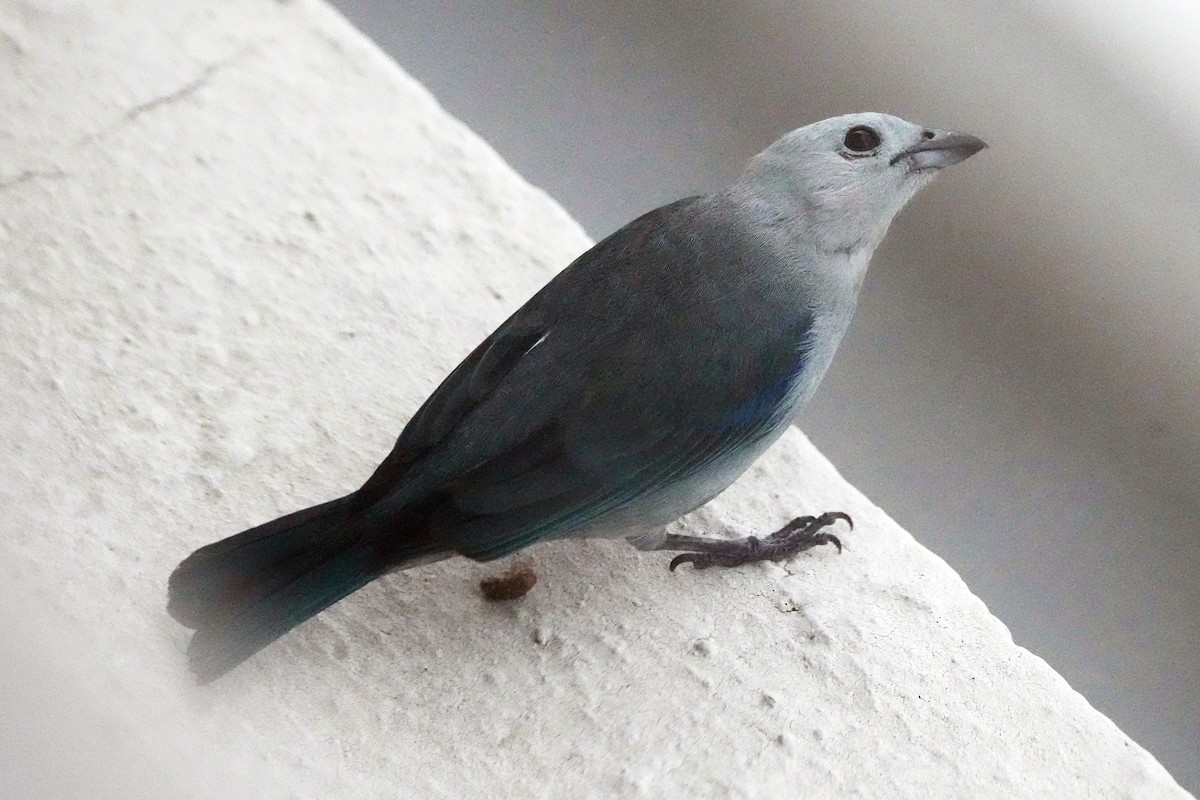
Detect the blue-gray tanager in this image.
<box><xmin>169</xmin><ymin>113</ymin><xmax>985</xmax><ymax>681</ymax></box>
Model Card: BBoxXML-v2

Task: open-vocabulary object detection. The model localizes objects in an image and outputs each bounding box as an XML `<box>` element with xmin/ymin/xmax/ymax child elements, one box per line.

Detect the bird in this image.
<box><xmin>168</xmin><ymin>113</ymin><xmax>986</xmax><ymax>682</ymax></box>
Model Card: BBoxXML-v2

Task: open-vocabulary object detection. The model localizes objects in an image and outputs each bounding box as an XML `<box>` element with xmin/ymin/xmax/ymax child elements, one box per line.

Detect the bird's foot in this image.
<box><xmin>661</xmin><ymin>511</ymin><xmax>851</xmax><ymax>571</ymax></box>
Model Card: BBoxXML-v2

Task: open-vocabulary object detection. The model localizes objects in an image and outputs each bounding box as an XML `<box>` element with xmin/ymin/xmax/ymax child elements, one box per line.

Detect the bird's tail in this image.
<box><xmin>168</xmin><ymin>495</ymin><xmax>436</xmax><ymax>683</ymax></box>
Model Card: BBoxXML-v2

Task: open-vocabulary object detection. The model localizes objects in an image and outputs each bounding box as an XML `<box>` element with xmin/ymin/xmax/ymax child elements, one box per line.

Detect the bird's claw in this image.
<box><xmin>669</xmin><ymin>553</ymin><xmax>705</xmax><ymax>571</ymax></box>
<box><xmin>666</xmin><ymin>511</ymin><xmax>851</xmax><ymax>571</ymax></box>
<box><xmin>669</xmin><ymin>536</ymin><xmax>762</xmax><ymax>571</ymax></box>
<box><xmin>826</xmin><ymin>511</ymin><xmax>853</xmax><ymax>531</ymax></box>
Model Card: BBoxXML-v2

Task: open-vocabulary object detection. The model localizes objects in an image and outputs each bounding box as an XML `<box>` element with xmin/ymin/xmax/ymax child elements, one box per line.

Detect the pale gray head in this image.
<box><xmin>738</xmin><ymin>112</ymin><xmax>986</xmax><ymax>254</ymax></box>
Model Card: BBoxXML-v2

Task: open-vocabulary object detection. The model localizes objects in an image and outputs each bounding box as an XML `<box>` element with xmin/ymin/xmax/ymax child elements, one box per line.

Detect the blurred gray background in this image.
<box><xmin>330</xmin><ymin>0</ymin><xmax>1199</xmax><ymax>790</ymax></box>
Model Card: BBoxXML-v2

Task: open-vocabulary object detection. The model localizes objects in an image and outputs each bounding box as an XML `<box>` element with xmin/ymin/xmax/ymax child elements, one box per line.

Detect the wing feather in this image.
<box><xmin>354</xmin><ymin>195</ymin><xmax>818</xmax><ymax>562</ymax></box>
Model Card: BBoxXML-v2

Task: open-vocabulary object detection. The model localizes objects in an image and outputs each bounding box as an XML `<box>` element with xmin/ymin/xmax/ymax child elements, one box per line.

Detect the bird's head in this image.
<box><xmin>740</xmin><ymin>112</ymin><xmax>986</xmax><ymax>255</ymax></box>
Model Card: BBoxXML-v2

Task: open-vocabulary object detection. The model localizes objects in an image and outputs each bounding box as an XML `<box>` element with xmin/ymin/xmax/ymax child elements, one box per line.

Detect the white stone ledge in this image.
<box><xmin>0</xmin><ymin>0</ymin><xmax>1189</xmax><ymax>797</ymax></box>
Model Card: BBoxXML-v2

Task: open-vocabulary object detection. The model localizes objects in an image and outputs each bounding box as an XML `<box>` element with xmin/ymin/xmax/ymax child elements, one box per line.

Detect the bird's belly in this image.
<box><xmin>570</xmin><ymin>421</ymin><xmax>789</xmax><ymax>543</ymax></box>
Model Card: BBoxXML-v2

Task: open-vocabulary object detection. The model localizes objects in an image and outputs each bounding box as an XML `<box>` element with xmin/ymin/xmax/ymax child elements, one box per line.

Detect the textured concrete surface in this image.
<box><xmin>0</xmin><ymin>0</ymin><xmax>1189</xmax><ymax>797</ymax></box>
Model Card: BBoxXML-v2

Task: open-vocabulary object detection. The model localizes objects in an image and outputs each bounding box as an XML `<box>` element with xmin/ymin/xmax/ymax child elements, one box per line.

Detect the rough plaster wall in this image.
<box><xmin>0</xmin><ymin>0</ymin><xmax>1189</xmax><ymax>797</ymax></box>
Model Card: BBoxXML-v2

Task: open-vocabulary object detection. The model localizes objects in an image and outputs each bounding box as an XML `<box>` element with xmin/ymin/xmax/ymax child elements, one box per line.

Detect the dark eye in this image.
<box><xmin>843</xmin><ymin>125</ymin><xmax>881</xmax><ymax>153</ymax></box>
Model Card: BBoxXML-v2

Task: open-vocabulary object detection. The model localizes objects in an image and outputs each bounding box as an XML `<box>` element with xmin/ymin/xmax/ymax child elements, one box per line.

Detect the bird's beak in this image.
<box><xmin>891</xmin><ymin>130</ymin><xmax>987</xmax><ymax>171</ymax></box>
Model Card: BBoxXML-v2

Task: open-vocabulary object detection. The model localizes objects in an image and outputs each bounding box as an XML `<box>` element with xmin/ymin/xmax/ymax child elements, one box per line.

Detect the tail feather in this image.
<box><xmin>168</xmin><ymin>495</ymin><xmax>439</xmax><ymax>683</ymax></box>
<box><xmin>168</xmin><ymin>496</ymin><xmax>357</xmax><ymax>628</ymax></box>
<box><xmin>184</xmin><ymin>539</ymin><xmax>381</xmax><ymax>684</ymax></box>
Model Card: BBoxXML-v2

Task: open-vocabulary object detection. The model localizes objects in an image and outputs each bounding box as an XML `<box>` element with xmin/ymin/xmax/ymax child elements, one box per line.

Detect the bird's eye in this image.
<box><xmin>843</xmin><ymin>126</ymin><xmax>881</xmax><ymax>153</ymax></box>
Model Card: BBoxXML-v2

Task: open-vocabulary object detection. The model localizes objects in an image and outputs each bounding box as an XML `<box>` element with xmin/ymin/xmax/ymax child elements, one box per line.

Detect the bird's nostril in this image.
<box><xmin>922</xmin><ymin>130</ymin><xmax>936</xmax><ymax>140</ymax></box>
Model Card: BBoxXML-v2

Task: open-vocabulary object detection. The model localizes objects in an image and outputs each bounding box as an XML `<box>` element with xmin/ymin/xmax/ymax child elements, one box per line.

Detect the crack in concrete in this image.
<box><xmin>0</xmin><ymin>27</ymin><xmax>25</xmax><ymax>56</ymax></box>
<box><xmin>120</xmin><ymin>47</ymin><xmax>252</xmax><ymax>126</ymax></box>
<box><xmin>75</xmin><ymin>46</ymin><xmax>255</xmax><ymax>147</ymax></box>
<box><xmin>0</xmin><ymin>168</ymin><xmax>67</xmax><ymax>193</ymax></box>
<box><xmin>3</xmin><ymin>47</ymin><xmax>252</xmax><ymax>196</ymax></box>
